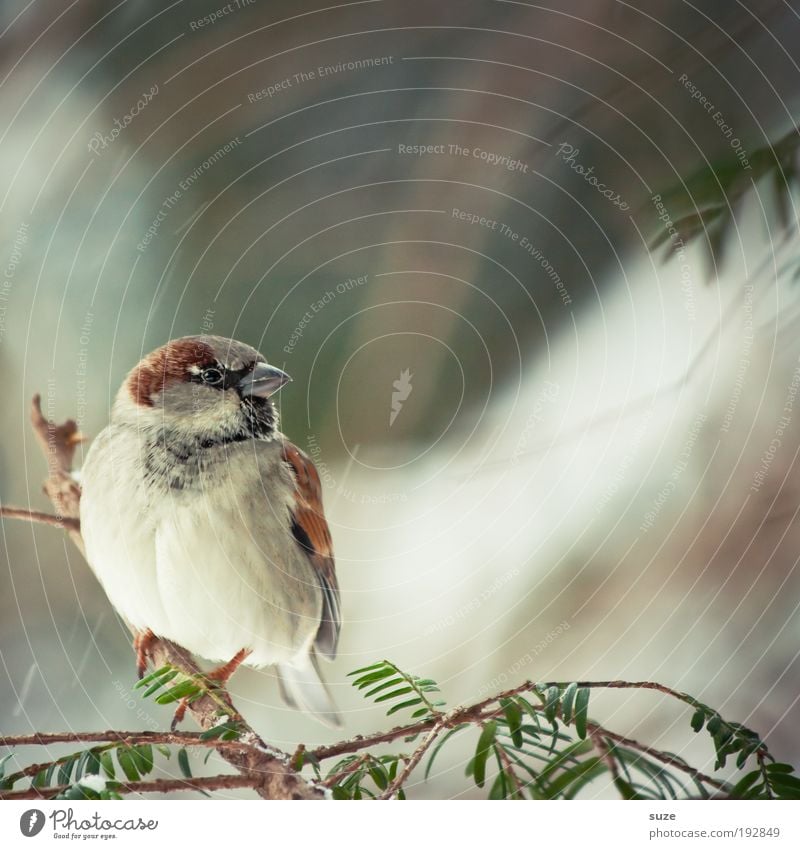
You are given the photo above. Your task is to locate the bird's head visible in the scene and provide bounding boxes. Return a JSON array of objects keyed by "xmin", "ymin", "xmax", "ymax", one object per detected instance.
[{"xmin": 114, "ymin": 335, "xmax": 291, "ymax": 443}]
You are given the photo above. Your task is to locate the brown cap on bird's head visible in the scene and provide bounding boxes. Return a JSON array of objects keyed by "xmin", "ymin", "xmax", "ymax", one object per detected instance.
[{"xmin": 115, "ymin": 336, "xmax": 290, "ymax": 440}]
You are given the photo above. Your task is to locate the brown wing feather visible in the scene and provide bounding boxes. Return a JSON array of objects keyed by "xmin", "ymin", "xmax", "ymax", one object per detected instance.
[{"xmin": 281, "ymin": 441, "xmax": 341, "ymax": 659}]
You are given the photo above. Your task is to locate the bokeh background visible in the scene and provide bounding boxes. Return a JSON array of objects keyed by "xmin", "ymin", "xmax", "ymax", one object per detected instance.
[{"xmin": 2, "ymin": 0, "xmax": 800, "ymax": 798}]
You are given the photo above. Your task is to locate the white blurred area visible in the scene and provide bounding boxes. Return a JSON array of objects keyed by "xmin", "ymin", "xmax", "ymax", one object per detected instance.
[{"xmin": 312, "ymin": 229, "xmax": 800, "ymax": 796}]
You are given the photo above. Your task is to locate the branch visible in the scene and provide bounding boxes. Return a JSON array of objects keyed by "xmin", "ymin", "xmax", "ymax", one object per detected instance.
[
  {"xmin": 310, "ymin": 717, "xmax": 441, "ymax": 762},
  {"xmin": 757, "ymin": 748, "xmax": 775, "ymax": 800},
  {"xmin": 379, "ymin": 719, "xmax": 445, "ymax": 799},
  {"xmin": 0, "ymin": 505, "xmax": 80, "ymax": 531},
  {"xmin": 311, "ymin": 679, "xmax": 691, "ymax": 762},
  {"xmin": 585, "ymin": 721, "xmax": 728, "ymax": 793},
  {"xmin": 308, "ymin": 688, "xmax": 533, "ymax": 764},
  {"xmin": 1, "ymin": 731, "xmax": 261, "ymax": 786},
  {"xmin": 26, "ymin": 396, "xmax": 322, "ymax": 800},
  {"xmin": 321, "ymin": 754, "xmax": 370, "ymax": 789},
  {"xmin": 14, "ymin": 395, "xmax": 777, "ymax": 801},
  {"xmin": 495, "ymin": 742, "xmax": 524, "ymax": 798},
  {"xmin": 0, "ymin": 774, "xmax": 261, "ymax": 801},
  {"xmin": 540, "ymin": 679, "xmax": 704, "ymax": 708},
  {"xmin": 1, "ymin": 730, "xmax": 244, "ymax": 748},
  {"xmin": 589, "ymin": 726, "xmax": 622, "ymax": 786},
  {"xmin": 30, "ymin": 395, "xmax": 85, "ymax": 554},
  {"xmin": 309, "ymin": 678, "xmax": 737, "ymax": 796}
]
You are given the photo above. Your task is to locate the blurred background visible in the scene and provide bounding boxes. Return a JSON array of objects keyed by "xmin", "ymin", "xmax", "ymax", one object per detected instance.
[{"xmin": 2, "ymin": 0, "xmax": 800, "ymax": 798}]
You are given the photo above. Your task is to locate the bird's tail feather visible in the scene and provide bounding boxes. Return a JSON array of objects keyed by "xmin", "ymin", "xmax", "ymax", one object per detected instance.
[{"xmin": 277, "ymin": 651, "xmax": 341, "ymax": 728}]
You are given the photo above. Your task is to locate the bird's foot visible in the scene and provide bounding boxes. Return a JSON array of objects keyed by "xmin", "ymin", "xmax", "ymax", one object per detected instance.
[
  {"xmin": 167, "ymin": 650, "xmax": 250, "ymax": 729},
  {"xmin": 206, "ymin": 648, "xmax": 251, "ymax": 686},
  {"xmin": 133, "ymin": 629, "xmax": 157, "ymax": 679}
]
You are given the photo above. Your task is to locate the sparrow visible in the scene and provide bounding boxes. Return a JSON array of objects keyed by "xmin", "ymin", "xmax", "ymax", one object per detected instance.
[{"xmin": 79, "ymin": 335, "xmax": 341, "ymax": 726}]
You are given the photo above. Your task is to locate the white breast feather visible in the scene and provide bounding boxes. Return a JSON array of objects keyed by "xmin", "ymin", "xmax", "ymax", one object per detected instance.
[{"xmin": 80, "ymin": 426, "xmax": 322, "ymax": 667}]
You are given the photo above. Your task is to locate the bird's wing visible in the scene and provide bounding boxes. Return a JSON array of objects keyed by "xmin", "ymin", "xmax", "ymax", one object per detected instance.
[{"xmin": 280, "ymin": 440, "xmax": 341, "ymax": 659}]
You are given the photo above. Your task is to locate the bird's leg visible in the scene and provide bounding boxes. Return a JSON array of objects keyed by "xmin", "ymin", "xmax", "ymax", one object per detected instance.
[
  {"xmin": 133, "ymin": 629, "xmax": 157, "ymax": 679},
  {"xmin": 206, "ymin": 649, "xmax": 252, "ymax": 686},
  {"xmin": 169, "ymin": 649, "xmax": 250, "ymax": 730}
]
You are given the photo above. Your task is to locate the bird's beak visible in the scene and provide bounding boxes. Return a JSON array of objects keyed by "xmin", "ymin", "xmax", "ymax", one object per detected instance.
[{"xmin": 237, "ymin": 363, "xmax": 292, "ymax": 398}]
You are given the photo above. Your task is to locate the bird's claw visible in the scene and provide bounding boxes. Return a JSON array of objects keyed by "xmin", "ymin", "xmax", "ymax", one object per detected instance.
[
  {"xmin": 171, "ymin": 697, "xmax": 189, "ymax": 731},
  {"xmin": 206, "ymin": 648, "xmax": 251, "ymax": 686},
  {"xmin": 133, "ymin": 629, "xmax": 157, "ymax": 679}
]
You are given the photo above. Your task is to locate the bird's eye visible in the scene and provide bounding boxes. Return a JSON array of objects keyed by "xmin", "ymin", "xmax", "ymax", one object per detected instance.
[{"xmin": 201, "ymin": 367, "xmax": 224, "ymax": 386}]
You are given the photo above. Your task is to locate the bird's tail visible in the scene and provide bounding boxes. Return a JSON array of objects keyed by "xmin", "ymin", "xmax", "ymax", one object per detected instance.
[{"xmin": 277, "ymin": 651, "xmax": 342, "ymax": 728}]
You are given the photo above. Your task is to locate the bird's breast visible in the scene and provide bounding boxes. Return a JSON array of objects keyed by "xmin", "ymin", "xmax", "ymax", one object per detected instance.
[
  {"xmin": 81, "ymin": 426, "xmax": 322, "ymax": 665},
  {"xmin": 152, "ymin": 449, "xmax": 322, "ymax": 664}
]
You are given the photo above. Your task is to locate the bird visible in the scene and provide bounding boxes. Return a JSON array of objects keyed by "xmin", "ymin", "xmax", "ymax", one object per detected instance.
[{"xmin": 79, "ymin": 335, "xmax": 341, "ymax": 727}]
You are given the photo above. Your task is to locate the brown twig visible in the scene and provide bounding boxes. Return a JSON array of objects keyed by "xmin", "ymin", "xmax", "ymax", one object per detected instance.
[
  {"xmin": 310, "ymin": 681, "xmax": 734, "ymax": 796},
  {"xmin": 0, "ymin": 506, "xmax": 80, "ymax": 531},
  {"xmin": 308, "ymin": 696, "xmax": 525, "ymax": 763},
  {"xmin": 589, "ymin": 726, "xmax": 622, "ymax": 786},
  {"xmin": 13, "ymin": 394, "xmax": 749, "ymax": 801},
  {"xmin": 310, "ymin": 718, "xmax": 440, "ymax": 762},
  {"xmin": 757, "ymin": 748, "xmax": 774, "ymax": 800},
  {"xmin": 585, "ymin": 722, "xmax": 728, "ymax": 793},
  {"xmin": 540, "ymin": 680, "xmax": 699, "ymax": 706},
  {"xmin": 495, "ymin": 742, "xmax": 524, "ymax": 798},
  {"xmin": 30, "ymin": 395, "xmax": 85, "ymax": 553},
  {"xmin": 322, "ymin": 754, "xmax": 371, "ymax": 789},
  {"xmin": 310, "ymin": 679, "xmax": 697, "ymax": 763},
  {"xmin": 379, "ymin": 720, "xmax": 445, "ymax": 799},
  {"xmin": 26, "ymin": 396, "xmax": 321, "ymax": 800},
  {"xmin": 1, "ymin": 729, "xmax": 240, "ymax": 748},
  {"xmin": 0, "ymin": 774, "xmax": 261, "ymax": 801}
]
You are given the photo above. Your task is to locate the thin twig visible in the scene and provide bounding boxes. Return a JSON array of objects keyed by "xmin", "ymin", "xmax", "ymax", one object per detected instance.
[
  {"xmin": 311, "ymin": 679, "xmax": 699, "ymax": 763},
  {"xmin": 0, "ymin": 506, "xmax": 80, "ymax": 531},
  {"xmin": 585, "ymin": 722, "xmax": 728, "ymax": 793},
  {"xmin": 15, "ymin": 394, "xmax": 754, "ymax": 801},
  {"xmin": 311, "ymin": 682, "xmax": 734, "ymax": 797},
  {"xmin": 0, "ymin": 774, "xmax": 260, "ymax": 801},
  {"xmin": 540, "ymin": 680, "xmax": 698, "ymax": 706},
  {"xmin": 311, "ymin": 718, "xmax": 441, "ymax": 762},
  {"xmin": 757, "ymin": 749, "xmax": 774, "ymax": 800},
  {"xmin": 589, "ymin": 727, "xmax": 622, "ymax": 785},
  {"xmin": 309, "ymin": 696, "xmax": 535, "ymax": 763},
  {"xmin": 1, "ymin": 730, "xmax": 237, "ymax": 748},
  {"xmin": 322, "ymin": 754, "xmax": 371, "ymax": 789},
  {"xmin": 379, "ymin": 720, "xmax": 445, "ymax": 799}
]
